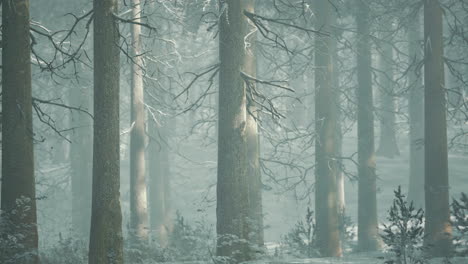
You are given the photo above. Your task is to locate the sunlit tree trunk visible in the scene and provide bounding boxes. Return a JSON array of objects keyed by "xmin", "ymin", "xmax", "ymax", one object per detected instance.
[
  {"xmin": 244, "ymin": 0, "xmax": 264, "ymax": 251},
  {"xmin": 376, "ymin": 25, "xmax": 399, "ymax": 158},
  {"xmin": 70, "ymin": 85, "xmax": 93, "ymax": 240},
  {"xmin": 129, "ymin": 0, "xmax": 149, "ymax": 244},
  {"xmin": 355, "ymin": 0, "xmax": 380, "ymax": 251},
  {"xmin": 407, "ymin": 12, "xmax": 425, "ymax": 209},
  {"xmin": 216, "ymin": 0, "xmax": 252, "ymax": 262},
  {"xmin": 314, "ymin": 0, "xmax": 342, "ymax": 257},
  {"xmin": 89, "ymin": 0, "xmax": 124, "ymax": 262},
  {"xmin": 1, "ymin": 0, "xmax": 39, "ymax": 262},
  {"xmin": 423, "ymin": 0, "xmax": 452, "ymax": 257},
  {"xmin": 332, "ymin": 21, "xmax": 346, "ymax": 235}
]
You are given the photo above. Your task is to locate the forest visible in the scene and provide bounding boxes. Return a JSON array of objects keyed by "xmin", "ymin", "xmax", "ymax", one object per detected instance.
[{"xmin": 1, "ymin": 0, "xmax": 468, "ymax": 263}]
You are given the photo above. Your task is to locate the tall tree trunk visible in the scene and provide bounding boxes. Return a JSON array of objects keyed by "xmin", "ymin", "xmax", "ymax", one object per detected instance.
[
  {"xmin": 332, "ymin": 21, "xmax": 346, "ymax": 236},
  {"xmin": 129, "ymin": 0, "xmax": 149, "ymax": 244},
  {"xmin": 376, "ymin": 27, "xmax": 399, "ymax": 158},
  {"xmin": 89, "ymin": 0, "xmax": 124, "ymax": 263},
  {"xmin": 244, "ymin": 0, "xmax": 264, "ymax": 251},
  {"xmin": 355, "ymin": 0, "xmax": 380, "ymax": 251},
  {"xmin": 1, "ymin": 1, "xmax": 39, "ymax": 263},
  {"xmin": 70, "ymin": 85, "xmax": 93, "ymax": 240},
  {"xmin": 314, "ymin": 0, "xmax": 342, "ymax": 257},
  {"xmin": 407, "ymin": 12, "xmax": 425, "ymax": 209},
  {"xmin": 423, "ymin": 0, "xmax": 452, "ymax": 257},
  {"xmin": 216, "ymin": 0, "xmax": 252, "ymax": 262}
]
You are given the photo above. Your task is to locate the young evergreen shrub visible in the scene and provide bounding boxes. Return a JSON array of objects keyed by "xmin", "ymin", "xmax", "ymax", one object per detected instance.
[
  {"xmin": 451, "ymin": 192, "xmax": 468, "ymax": 256},
  {"xmin": 338, "ymin": 210, "xmax": 356, "ymax": 250},
  {"xmin": 0, "ymin": 198, "xmax": 39, "ymax": 264},
  {"xmin": 279, "ymin": 207, "xmax": 319, "ymax": 258},
  {"xmin": 381, "ymin": 186, "xmax": 425, "ymax": 264},
  {"xmin": 40, "ymin": 234, "xmax": 87, "ymax": 264},
  {"xmin": 168, "ymin": 211, "xmax": 215, "ymax": 261}
]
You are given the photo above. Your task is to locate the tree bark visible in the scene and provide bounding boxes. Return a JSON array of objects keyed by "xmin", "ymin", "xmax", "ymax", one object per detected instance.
[
  {"xmin": 423, "ymin": 0, "xmax": 452, "ymax": 257},
  {"xmin": 407, "ymin": 12, "xmax": 425, "ymax": 209},
  {"xmin": 129, "ymin": 0, "xmax": 149, "ymax": 244},
  {"xmin": 216, "ymin": 0, "xmax": 252, "ymax": 262},
  {"xmin": 1, "ymin": 0, "xmax": 39, "ymax": 262},
  {"xmin": 376, "ymin": 26, "xmax": 399, "ymax": 158},
  {"xmin": 314, "ymin": 0, "xmax": 342, "ymax": 257},
  {"xmin": 244, "ymin": 0, "xmax": 264, "ymax": 251},
  {"xmin": 332, "ymin": 20, "xmax": 346, "ymax": 236},
  {"xmin": 355, "ymin": 0, "xmax": 380, "ymax": 251},
  {"xmin": 89, "ymin": 0, "xmax": 124, "ymax": 263}
]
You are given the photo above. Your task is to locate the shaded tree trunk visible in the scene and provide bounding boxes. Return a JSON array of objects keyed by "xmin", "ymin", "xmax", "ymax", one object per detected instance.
[
  {"xmin": 423, "ymin": 0, "xmax": 452, "ymax": 257},
  {"xmin": 129, "ymin": 0, "xmax": 149, "ymax": 244},
  {"xmin": 355, "ymin": 0, "xmax": 380, "ymax": 251},
  {"xmin": 88, "ymin": 0, "xmax": 124, "ymax": 263},
  {"xmin": 376, "ymin": 27, "xmax": 399, "ymax": 158},
  {"xmin": 1, "ymin": 0, "xmax": 39, "ymax": 262},
  {"xmin": 314, "ymin": 0, "xmax": 342, "ymax": 257},
  {"xmin": 407, "ymin": 12, "xmax": 425, "ymax": 209},
  {"xmin": 216, "ymin": 0, "xmax": 252, "ymax": 262}
]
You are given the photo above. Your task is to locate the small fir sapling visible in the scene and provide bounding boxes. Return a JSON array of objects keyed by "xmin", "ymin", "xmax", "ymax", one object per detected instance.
[
  {"xmin": 338, "ymin": 211, "xmax": 356, "ymax": 248},
  {"xmin": 381, "ymin": 186, "xmax": 425, "ymax": 264},
  {"xmin": 280, "ymin": 207, "xmax": 319, "ymax": 257},
  {"xmin": 168, "ymin": 211, "xmax": 215, "ymax": 261}
]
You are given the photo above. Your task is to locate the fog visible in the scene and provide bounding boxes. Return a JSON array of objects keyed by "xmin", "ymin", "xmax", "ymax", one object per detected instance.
[{"xmin": 1, "ymin": 0, "xmax": 468, "ymax": 264}]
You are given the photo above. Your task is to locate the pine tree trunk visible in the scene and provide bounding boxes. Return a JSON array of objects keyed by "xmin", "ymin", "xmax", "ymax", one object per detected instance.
[
  {"xmin": 407, "ymin": 12, "xmax": 425, "ymax": 209},
  {"xmin": 314, "ymin": 0, "xmax": 342, "ymax": 257},
  {"xmin": 89, "ymin": 0, "xmax": 124, "ymax": 262},
  {"xmin": 244, "ymin": 0, "xmax": 264, "ymax": 250},
  {"xmin": 129, "ymin": 0, "xmax": 149, "ymax": 244},
  {"xmin": 376, "ymin": 27, "xmax": 399, "ymax": 158},
  {"xmin": 1, "ymin": 1, "xmax": 39, "ymax": 262},
  {"xmin": 355, "ymin": 0, "xmax": 380, "ymax": 251},
  {"xmin": 423, "ymin": 0, "xmax": 452, "ymax": 257},
  {"xmin": 332, "ymin": 24, "xmax": 346, "ymax": 233},
  {"xmin": 216, "ymin": 0, "xmax": 252, "ymax": 261}
]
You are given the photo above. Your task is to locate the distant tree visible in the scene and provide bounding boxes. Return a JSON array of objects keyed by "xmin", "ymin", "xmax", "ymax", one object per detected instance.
[
  {"xmin": 423, "ymin": 0, "xmax": 452, "ymax": 257},
  {"xmin": 1, "ymin": 0, "xmax": 39, "ymax": 263},
  {"xmin": 314, "ymin": 0, "xmax": 342, "ymax": 257},
  {"xmin": 129, "ymin": 0, "xmax": 150, "ymax": 245},
  {"xmin": 407, "ymin": 11, "xmax": 424, "ymax": 209},
  {"xmin": 148, "ymin": 112, "xmax": 172, "ymax": 247},
  {"xmin": 376, "ymin": 22, "xmax": 399, "ymax": 158},
  {"xmin": 355, "ymin": 0, "xmax": 380, "ymax": 251},
  {"xmin": 69, "ymin": 84, "xmax": 93, "ymax": 240},
  {"xmin": 88, "ymin": 0, "xmax": 124, "ymax": 263},
  {"xmin": 145, "ymin": 2, "xmax": 174, "ymax": 248}
]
